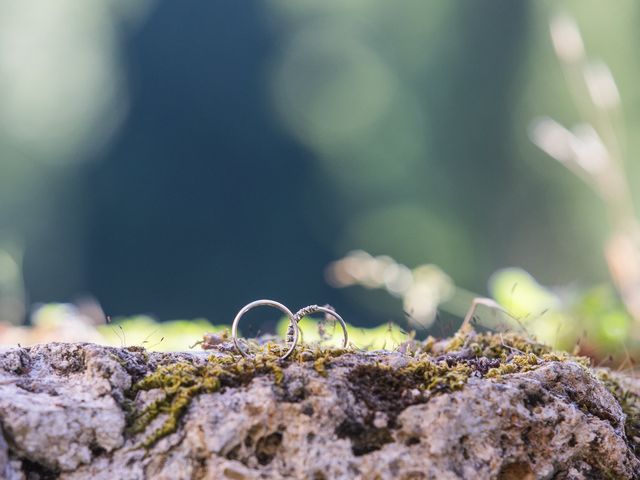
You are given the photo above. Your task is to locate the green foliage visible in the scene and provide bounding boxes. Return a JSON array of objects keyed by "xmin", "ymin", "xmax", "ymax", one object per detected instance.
[
  {"xmin": 98, "ymin": 317, "xmax": 227, "ymax": 352},
  {"xmin": 275, "ymin": 315, "xmax": 408, "ymax": 350},
  {"xmin": 490, "ymin": 268, "xmax": 635, "ymax": 361},
  {"xmin": 98, "ymin": 314, "xmax": 413, "ymax": 353}
]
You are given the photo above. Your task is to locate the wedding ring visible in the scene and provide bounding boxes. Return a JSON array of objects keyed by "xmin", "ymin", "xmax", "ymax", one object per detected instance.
[
  {"xmin": 292, "ymin": 305, "xmax": 349, "ymax": 348},
  {"xmin": 231, "ymin": 299, "xmax": 299, "ymax": 360}
]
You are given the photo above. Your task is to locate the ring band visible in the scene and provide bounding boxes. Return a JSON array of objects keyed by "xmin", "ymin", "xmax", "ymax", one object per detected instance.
[
  {"xmin": 231, "ymin": 299, "xmax": 299, "ymax": 360},
  {"xmin": 292, "ymin": 305, "xmax": 349, "ymax": 348}
]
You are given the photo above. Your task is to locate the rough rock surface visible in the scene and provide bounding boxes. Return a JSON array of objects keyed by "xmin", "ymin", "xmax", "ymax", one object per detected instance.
[{"xmin": 0, "ymin": 339, "xmax": 638, "ymax": 480}]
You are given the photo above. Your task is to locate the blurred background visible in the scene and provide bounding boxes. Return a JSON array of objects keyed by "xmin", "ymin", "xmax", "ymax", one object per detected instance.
[{"xmin": 1, "ymin": 0, "xmax": 640, "ymax": 361}]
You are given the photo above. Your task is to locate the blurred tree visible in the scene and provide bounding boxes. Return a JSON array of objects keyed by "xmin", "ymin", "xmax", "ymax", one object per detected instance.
[
  {"xmin": 4, "ymin": 0, "xmax": 637, "ymax": 337},
  {"xmin": 82, "ymin": 0, "xmax": 338, "ymax": 322},
  {"xmin": 18, "ymin": 0, "xmax": 532, "ymax": 327}
]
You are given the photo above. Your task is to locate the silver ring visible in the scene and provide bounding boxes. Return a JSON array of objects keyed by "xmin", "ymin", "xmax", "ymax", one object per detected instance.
[
  {"xmin": 293, "ymin": 305, "xmax": 349, "ymax": 348},
  {"xmin": 231, "ymin": 300, "xmax": 299, "ymax": 360}
]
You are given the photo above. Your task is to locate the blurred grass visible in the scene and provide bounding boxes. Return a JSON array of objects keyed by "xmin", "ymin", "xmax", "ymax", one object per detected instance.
[
  {"xmin": 95, "ymin": 313, "xmax": 410, "ymax": 352},
  {"xmin": 97, "ymin": 316, "xmax": 227, "ymax": 351}
]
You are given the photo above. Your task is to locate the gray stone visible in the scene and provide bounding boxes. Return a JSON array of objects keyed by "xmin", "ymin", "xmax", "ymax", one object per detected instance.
[{"xmin": 0, "ymin": 342, "xmax": 637, "ymax": 479}]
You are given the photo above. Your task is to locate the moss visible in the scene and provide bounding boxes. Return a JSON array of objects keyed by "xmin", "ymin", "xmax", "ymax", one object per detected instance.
[
  {"xmin": 421, "ymin": 336, "xmax": 436, "ymax": 353},
  {"xmin": 402, "ymin": 357, "xmax": 472, "ymax": 392},
  {"xmin": 442, "ymin": 330, "xmax": 468, "ymax": 353},
  {"xmin": 340, "ymin": 356, "xmax": 473, "ymax": 454},
  {"xmin": 127, "ymin": 343, "xmax": 353, "ymax": 448},
  {"xmin": 310, "ymin": 348, "xmax": 348, "ymax": 376},
  {"xmin": 486, "ymin": 353, "xmax": 537, "ymax": 378},
  {"xmin": 337, "ymin": 332, "xmax": 587, "ymax": 456},
  {"xmin": 596, "ymin": 370, "xmax": 640, "ymax": 454},
  {"xmin": 313, "ymin": 357, "xmax": 328, "ymax": 377},
  {"xmin": 129, "ymin": 346, "xmax": 284, "ymax": 447},
  {"xmin": 438, "ymin": 331, "xmax": 553, "ymax": 359},
  {"xmin": 127, "ymin": 332, "xmax": 583, "ymax": 449}
]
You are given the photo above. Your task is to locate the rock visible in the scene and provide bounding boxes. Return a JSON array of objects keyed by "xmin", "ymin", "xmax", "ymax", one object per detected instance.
[{"xmin": 0, "ymin": 334, "xmax": 638, "ymax": 479}]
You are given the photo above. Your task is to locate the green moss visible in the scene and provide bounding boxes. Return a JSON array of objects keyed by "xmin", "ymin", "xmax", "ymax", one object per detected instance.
[
  {"xmin": 308, "ymin": 346, "xmax": 349, "ymax": 376},
  {"xmin": 442, "ymin": 330, "xmax": 468, "ymax": 353},
  {"xmin": 485, "ymin": 353, "xmax": 539, "ymax": 378},
  {"xmin": 129, "ymin": 347, "xmax": 283, "ymax": 447},
  {"xmin": 127, "ymin": 343, "xmax": 354, "ymax": 448},
  {"xmin": 438, "ymin": 331, "xmax": 553, "ymax": 359},
  {"xmin": 127, "ymin": 332, "xmax": 583, "ymax": 449},
  {"xmin": 337, "ymin": 333, "xmax": 586, "ymax": 456},
  {"xmin": 402, "ymin": 357, "xmax": 472, "ymax": 392},
  {"xmin": 596, "ymin": 370, "xmax": 640, "ymax": 454},
  {"xmin": 313, "ymin": 356, "xmax": 328, "ymax": 377}
]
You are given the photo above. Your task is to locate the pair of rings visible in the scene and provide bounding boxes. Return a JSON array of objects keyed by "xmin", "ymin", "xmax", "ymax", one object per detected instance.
[{"xmin": 231, "ymin": 299, "xmax": 348, "ymax": 360}]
